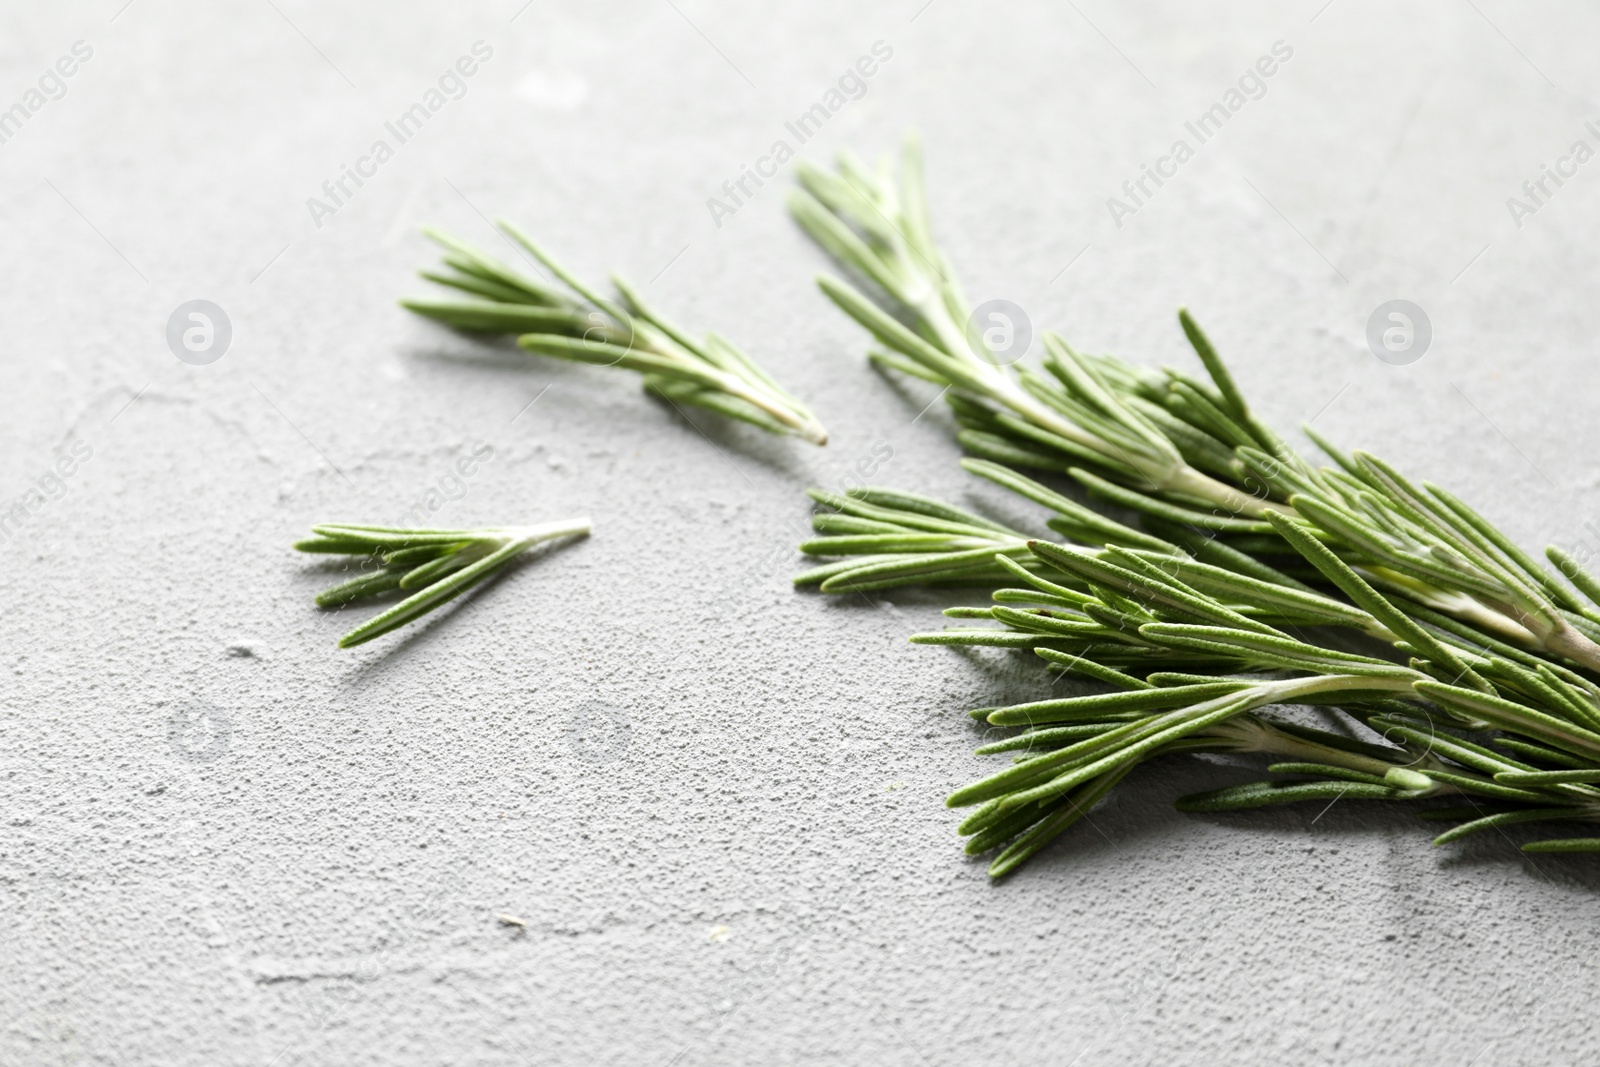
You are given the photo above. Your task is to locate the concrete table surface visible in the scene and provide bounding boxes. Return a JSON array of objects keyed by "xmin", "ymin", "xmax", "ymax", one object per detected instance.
[{"xmin": 4, "ymin": 1, "xmax": 1600, "ymax": 1064}]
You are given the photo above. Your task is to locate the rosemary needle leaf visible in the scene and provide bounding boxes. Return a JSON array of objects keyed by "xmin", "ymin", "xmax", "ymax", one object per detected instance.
[
  {"xmin": 965, "ymin": 798, "xmax": 1079, "ymax": 857},
  {"xmin": 1265, "ymin": 762, "xmax": 1392, "ymax": 787},
  {"xmin": 1414, "ymin": 681, "xmax": 1600, "ymax": 760},
  {"xmin": 1175, "ymin": 780, "xmax": 1403, "ymax": 812},
  {"xmin": 849, "ymin": 485, "xmax": 1021, "ymax": 534},
  {"xmin": 337, "ymin": 546, "xmax": 513, "ymax": 648},
  {"xmin": 956, "ymin": 429, "xmax": 1067, "ymax": 471},
  {"xmin": 1265, "ymin": 511, "xmax": 1490, "ymax": 690},
  {"xmin": 311, "ymin": 525, "xmax": 474, "ymax": 546},
  {"xmin": 294, "ymin": 536, "xmax": 378, "ymax": 554},
  {"xmin": 419, "ymin": 227, "xmax": 570, "ymax": 305},
  {"xmin": 1521, "ymin": 838, "xmax": 1600, "ymax": 853},
  {"xmin": 1547, "ymin": 545, "xmax": 1600, "ymax": 611},
  {"xmin": 1034, "ymin": 648, "xmax": 1155, "ymax": 690},
  {"xmin": 1177, "ymin": 308, "xmax": 1250, "ymax": 424},
  {"xmin": 1493, "ymin": 738, "xmax": 1592, "ymax": 769},
  {"xmin": 1429, "ymin": 809, "xmax": 1586, "ymax": 846},
  {"xmin": 399, "ymin": 299, "xmax": 590, "ymax": 335},
  {"xmin": 1493, "ymin": 768, "xmax": 1600, "ymax": 785},
  {"xmin": 297, "ymin": 519, "xmax": 590, "ymax": 648},
  {"xmin": 983, "ymin": 683, "xmax": 1249, "ymax": 727},
  {"xmin": 1068, "ymin": 468, "xmax": 1272, "ymax": 534},
  {"xmin": 418, "ymin": 268, "xmax": 541, "ymax": 305},
  {"xmin": 382, "ymin": 543, "xmax": 462, "ymax": 568},
  {"xmin": 870, "ymin": 348, "xmax": 945, "ymax": 384},
  {"xmin": 314, "ymin": 569, "xmax": 411, "ymax": 608},
  {"xmin": 975, "ymin": 723, "xmax": 1126, "ymax": 755},
  {"xmin": 397, "ymin": 542, "xmax": 492, "ymax": 590}
]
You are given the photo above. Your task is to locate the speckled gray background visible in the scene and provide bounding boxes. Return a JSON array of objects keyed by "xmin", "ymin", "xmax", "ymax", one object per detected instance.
[{"xmin": 5, "ymin": 1, "xmax": 1600, "ymax": 1064}]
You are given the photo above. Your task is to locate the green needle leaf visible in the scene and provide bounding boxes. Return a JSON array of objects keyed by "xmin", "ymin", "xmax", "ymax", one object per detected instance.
[
  {"xmin": 1430, "ymin": 808, "xmax": 1583, "ymax": 846},
  {"xmin": 1493, "ymin": 768, "xmax": 1600, "ymax": 785},
  {"xmin": 1176, "ymin": 780, "xmax": 1402, "ymax": 812},
  {"xmin": 1522, "ymin": 838, "xmax": 1600, "ymax": 853}
]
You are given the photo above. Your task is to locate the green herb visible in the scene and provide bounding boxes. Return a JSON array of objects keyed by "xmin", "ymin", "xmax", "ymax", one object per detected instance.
[
  {"xmin": 403, "ymin": 223, "xmax": 828, "ymax": 445},
  {"xmin": 791, "ymin": 136, "xmax": 1600, "ymax": 674},
  {"xmin": 789, "ymin": 135, "xmax": 1263, "ymax": 512},
  {"xmin": 790, "ymin": 135, "xmax": 1600, "ymax": 875},
  {"xmin": 295, "ymin": 519, "xmax": 590, "ymax": 647}
]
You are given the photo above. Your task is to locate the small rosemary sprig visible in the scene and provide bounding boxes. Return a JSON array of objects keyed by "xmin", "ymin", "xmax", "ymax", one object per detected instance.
[
  {"xmin": 403, "ymin": 223, "xmax": 828, "ymax": 445},
  {"xmin": 295, "ymin": 519, "xmax": 590, "ymax": 647}
]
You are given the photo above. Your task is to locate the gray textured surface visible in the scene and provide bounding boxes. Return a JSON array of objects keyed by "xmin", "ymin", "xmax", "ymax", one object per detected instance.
[{"xmin": 5, "ymin": 1, "xmax": 1600, "ymax": 1064}]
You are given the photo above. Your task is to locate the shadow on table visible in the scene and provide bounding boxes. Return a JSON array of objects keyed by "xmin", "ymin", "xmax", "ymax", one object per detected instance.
[
  {"xmin": 406, "ymin": 340, "xmax": 814, "ymax": 479},
  {"xmin": 313, "ymin": 536, "xmax": 582, "ymax": 684}
]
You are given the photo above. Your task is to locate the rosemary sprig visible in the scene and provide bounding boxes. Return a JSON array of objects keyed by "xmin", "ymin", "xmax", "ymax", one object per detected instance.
[
  {"xmin": 789, "ymin": 134, "xmax": 1266, "ymax": 513},
  {"xmin": 403, "ymin": 223, "xmax": 828, "ymax": 445},
  {"xmin": 791, "ymin": 136, "xmax": 1600, "ymax": 673},
  {"xmin": 295, "ymin": 519, "xmax": 589, "ymax": 647}
]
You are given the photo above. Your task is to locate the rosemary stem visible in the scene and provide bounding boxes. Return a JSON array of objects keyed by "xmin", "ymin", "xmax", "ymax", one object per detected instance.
[
  {"xmin": 716, "ymin": 374, "xmax": 829, "ymax": 445},
  {"xmin": 1262, "ymin": 673, "xmax": 1421, "ymax": 703},
  {"xmin": 1221, "ymin": 717, "xmax": 1429, "ymax": 780},
  {"xmin": 505, "ymin": 517, "xmax": 594, "ymax": 545},
  {"xmin": 912, "ymin": 290, "xmax": 971, "ymax": 363},
  {"xmin": 1162, "ymin": 463, "xmax": 1282, "ymax": 520},
  {"xmin": 1542, "ymin": 617, "xmax": 1600, "ymax": 674}
]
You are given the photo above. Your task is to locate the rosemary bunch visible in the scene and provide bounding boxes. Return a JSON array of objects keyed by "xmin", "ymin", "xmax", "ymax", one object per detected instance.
[
  {"xmin": 296, "ymin": 519, "xmax": 589, "ymax": 647},
  {"xmin": 788, "ymin": 134, "xmax": 1600, "ymax": 874},
  {"xmin": 403, "ymin": 223, "xmax": 828, "ymax": 445},
  {"xmin": 791, "ymin": 136, "xmax": 1600, "ymax": 674}
]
